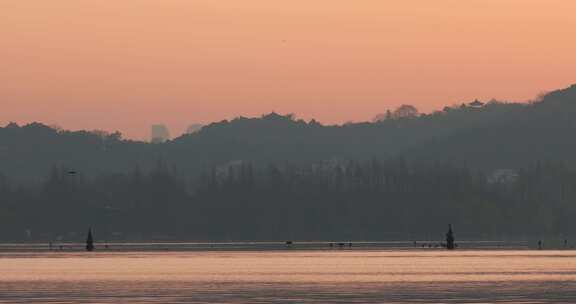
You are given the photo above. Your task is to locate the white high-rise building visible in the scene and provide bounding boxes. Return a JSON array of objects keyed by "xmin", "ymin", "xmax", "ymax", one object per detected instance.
[{"xmin": 151, "ymin": 124, "xmax": 170, "ymax": 143}]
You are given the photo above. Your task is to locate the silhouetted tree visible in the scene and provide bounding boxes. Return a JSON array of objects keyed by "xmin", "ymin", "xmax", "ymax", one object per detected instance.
[
  {"xmin": 1, "ymin": 84, "xmax": 576, "ymax": 241},
  {"xmin": 393, "ymin": 104, "xmax": 419, "ymax": 119}
]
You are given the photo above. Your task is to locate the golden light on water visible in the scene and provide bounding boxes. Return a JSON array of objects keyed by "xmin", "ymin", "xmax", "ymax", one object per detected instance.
[{"xmin": 1, "ymin": 250, "xmax": 576, "ymax": 302}]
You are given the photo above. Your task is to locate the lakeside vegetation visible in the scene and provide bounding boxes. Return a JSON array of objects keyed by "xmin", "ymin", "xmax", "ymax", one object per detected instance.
[{"xmin": 2, "ymin": 84, "xmax": 576, "ymax": 241}]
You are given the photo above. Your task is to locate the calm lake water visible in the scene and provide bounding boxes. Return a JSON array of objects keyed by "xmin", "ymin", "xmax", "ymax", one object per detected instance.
[{"xmin": 1, "ymin": 248, "xmax": 576, "ymax": 303}]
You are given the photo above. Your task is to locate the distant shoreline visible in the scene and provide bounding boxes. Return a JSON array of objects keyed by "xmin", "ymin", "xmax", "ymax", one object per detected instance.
[{"xmin": 0, "ymin": 240, "xmax": 542, "ymax": 253}]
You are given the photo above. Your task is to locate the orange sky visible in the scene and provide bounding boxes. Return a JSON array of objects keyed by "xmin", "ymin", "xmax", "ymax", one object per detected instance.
[{"xmin": 1, "ymin": 0, "xmax": 575, "ymax": 139}]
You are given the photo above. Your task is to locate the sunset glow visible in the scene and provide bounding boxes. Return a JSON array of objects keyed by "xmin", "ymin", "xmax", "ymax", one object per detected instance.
[{"xmin": 2, "ymin": 0, "xmax": 575, "ymax": 139}]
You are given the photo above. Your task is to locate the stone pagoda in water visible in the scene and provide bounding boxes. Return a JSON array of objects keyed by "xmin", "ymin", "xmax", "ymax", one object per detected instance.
[
  {"xmin": 86, "ymin": 227, "xmax": 95, "ymax": 252},
  {"xmin": 446, "ymin": 224, "xmax": 455, "ymax": 250}
]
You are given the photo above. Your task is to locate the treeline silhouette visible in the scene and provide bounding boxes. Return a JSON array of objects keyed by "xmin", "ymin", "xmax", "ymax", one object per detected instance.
[
  {"xmin": 3, "ymin": 85, "xmax": 576, "ymax": 182},
  {"xmin": 2, "ymin": 84, "xmax": 576, "ymax": 240},
  {"xmin": 1, "ymin": 158, "xmax": 575, "ymax": 241}
]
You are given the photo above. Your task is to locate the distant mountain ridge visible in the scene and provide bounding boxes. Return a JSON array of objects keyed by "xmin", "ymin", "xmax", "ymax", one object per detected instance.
[
  {"xmin": 3, "ymin": 84, "xmax": 576, "ymax": 241},
  {"xmin": 2, "ymin": 84, "xmax": 576, "ymax": 180}
]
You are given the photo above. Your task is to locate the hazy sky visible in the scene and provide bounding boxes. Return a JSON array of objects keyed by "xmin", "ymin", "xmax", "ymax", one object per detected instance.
[{"xmin": 2, "ymin": 0, "xmax": 575, "ymax": 139}]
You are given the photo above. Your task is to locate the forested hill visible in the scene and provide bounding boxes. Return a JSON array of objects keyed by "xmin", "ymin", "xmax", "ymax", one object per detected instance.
[
  {"xmin": 2, "ymin": 85, "xmax": 576, "ymax": 241},
  {"xmin": 2, "ymin": 84, "xmax": 576, "ymax": 181}
]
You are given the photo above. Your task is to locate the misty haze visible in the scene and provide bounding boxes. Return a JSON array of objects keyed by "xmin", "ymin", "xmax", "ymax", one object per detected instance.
[
  {"xmin": 3, "ymin": 1, "xmax": 576, "ymax": 303},
  {"xmin": 2, "ymin": 85, "xmax": 576, "ymax": 242}
]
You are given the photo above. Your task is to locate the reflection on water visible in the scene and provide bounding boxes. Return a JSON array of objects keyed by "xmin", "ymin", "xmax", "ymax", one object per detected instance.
[{"xmin": 1, "ymin": 250, "xmax": 576, "ymax": 303}]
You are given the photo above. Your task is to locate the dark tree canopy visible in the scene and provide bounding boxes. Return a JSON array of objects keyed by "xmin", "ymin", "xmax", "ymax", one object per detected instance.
[{"xmin": 2, "ymin": 84, "xmax": 576, "ymax": 241}]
